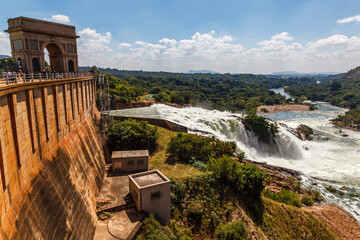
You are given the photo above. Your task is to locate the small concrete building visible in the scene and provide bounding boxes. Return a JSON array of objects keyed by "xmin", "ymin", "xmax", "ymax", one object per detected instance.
[
  {"xmin": 111, "ymin": 150, "xmax": 149, "ymax": 173},
  {"xmin": 129, "ymin": 170, "xmax": 171, "ymax": 224}
]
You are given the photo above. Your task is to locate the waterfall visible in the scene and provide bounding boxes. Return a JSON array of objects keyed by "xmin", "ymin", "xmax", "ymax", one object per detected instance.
[{"xmin": 110, "ymin": 103, "xmax": 360, "ymax": 222}]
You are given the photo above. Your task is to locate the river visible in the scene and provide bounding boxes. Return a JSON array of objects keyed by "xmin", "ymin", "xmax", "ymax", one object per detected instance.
[{"xmin": 110, "ymin": 90, "xmax": 360, "ymax": 222}]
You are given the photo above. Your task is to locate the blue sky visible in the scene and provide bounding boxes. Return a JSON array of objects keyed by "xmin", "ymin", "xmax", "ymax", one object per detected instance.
[{"xmin": 1, "ymin": 0, "xmax": 360, "ymax": 73}]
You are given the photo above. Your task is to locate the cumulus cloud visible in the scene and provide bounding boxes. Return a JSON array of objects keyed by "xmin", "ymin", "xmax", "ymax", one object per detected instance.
[
  {"xmin": 337, "ymin": 14, "xmax": 360, "ymax": 24},
  {"xmin": 75, "ymin": 29, "xmax": 360, "ymax": 73},
  {"xmin": 44, "ymin": 14, "xmax": 70, "ymax": 23},
  {"xmin": 77, "ymin": 28, "xmax": 113, "ymax": 66},
  {"xmin": 0, "ymin": 31, "xmax": 10, "ymax": 55},
  {"xmin": 119, "ymin": 43, "xmax": 131, "ymax": 48}
]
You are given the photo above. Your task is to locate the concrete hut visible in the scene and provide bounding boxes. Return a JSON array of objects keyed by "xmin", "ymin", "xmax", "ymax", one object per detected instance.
[
  {"xmin": 129, "ymin": 170, "xmax": 171, "ymax": 224},
  {"xmin": 111, "ymin": 150, "xmax": 149, "ymax": 173}
]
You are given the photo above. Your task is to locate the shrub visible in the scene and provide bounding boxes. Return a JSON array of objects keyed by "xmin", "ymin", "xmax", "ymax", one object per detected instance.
[
  {"xmin": 263, "ymin": 189, "xmax": 301, "ymax": 207},
  {"xmin": 166, "ymin": 133, "xmax": 235, "ymax": 163},
  {"xmin": 301, "ymin": 196, "xmax": 314, "ymax": 206},
  {"xmin": 215, "ymin": 221, "xmax": 249, "ymax": 240},
  {"xmin": 138, "ymin": 214, "xmax": 169, "ymax": 240},
  {"xmin": 192, "ymin": 160, "xmax": 208, "ymax": 172},
  {"xmin": 209, "ymin": 156, "xmax": 266, "ymax": 199},
  {"xmin": 186, "ymin": 201, "xmax": 204, "ymax": 222},
  {"xmin": 312, "ymin": 191, "xmax": 323, "ymax": 201},
  {"xmin": 167, "ymin": 133, "xmax": 212, "ymax": 163},
  {"xmin": 236, "ymin": 164, "xmax": 267, "ymax": 199},
  {"xmin": 107, "ymin": 119, "xmax": 158, "ymax": 153}
]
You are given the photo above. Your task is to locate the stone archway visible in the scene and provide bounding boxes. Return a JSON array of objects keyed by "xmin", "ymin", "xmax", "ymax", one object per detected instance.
[
  {"xmin": 44, "ymin": 42, "xmax": 65, "ymax": 72},
  {"xmin": 5, "ymin": 16, "xmax": 79, "ymax": 73}
]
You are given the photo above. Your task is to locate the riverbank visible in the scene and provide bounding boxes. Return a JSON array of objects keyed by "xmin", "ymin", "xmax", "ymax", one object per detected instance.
[
  {"xmin": 257, "ymin": 104, "xmax": 311, "ymax": 114},
  {"xmin": 149, "ymin": 127, "xmax": 360, "ymax": 239}
]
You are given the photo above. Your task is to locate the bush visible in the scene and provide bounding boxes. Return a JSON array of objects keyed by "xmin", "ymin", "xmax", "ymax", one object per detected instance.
[
  {"xmin": 167, "ymin": 133, "xmax": 212, "ymax": 163},
  {"xmin": 263, "ymin": 189, "xmax": 301, "ymax": 207},
  {"xmin": 186, "ymin": 201, "xmax": 204, "ymax": 222},
  {"xmin": 209, "ymin": 156, "xmax": 266, "ymax": 199},
  {"xmin": 107, "ymin": 119, "xmax": 158, "ymax": 153},
  {"xmin": 166, "ymin": 133, "xmax": 235, "ymax": 163},
  {"xmin": 301, "ymin": 196, "xmax": 314, "ymax": 206},
  {"xmin": 192, "ymin": 160, "xmax": 208, "ymax": 172},
  {"xmin": 215, "ymin": 221, "xmax": 249, "ymax": 240},
  {"xmin": 312, "ymin": 191, "xmax": 323, "ymax": 201},
  {"xmin": 138, "ymin": 214, "xmax": 169, "ymax": 240}
]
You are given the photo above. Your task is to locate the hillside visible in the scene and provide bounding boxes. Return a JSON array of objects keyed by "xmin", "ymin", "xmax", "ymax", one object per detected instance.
[
  {"xmin": 135, "ymin": 126, "xmax": 360, "ymax": 239},
  {"xmin": 287, "ymin": 66, "xmax": 360, "ymax": 109}
]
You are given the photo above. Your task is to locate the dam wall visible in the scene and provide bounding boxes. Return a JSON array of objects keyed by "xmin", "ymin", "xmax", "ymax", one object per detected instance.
[{"xmin": 0, "ymin": 77, "xmax": 105, "ymax": 239}]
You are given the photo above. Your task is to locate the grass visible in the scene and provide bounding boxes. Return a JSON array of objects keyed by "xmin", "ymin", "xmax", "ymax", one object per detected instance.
[
  {"xmin": 261, "ymin": 198, "xmax": 336, "ymax": 240},
  {"xmin": 149, "ymin": 127, "xmax": 203, "ymax": 179}
]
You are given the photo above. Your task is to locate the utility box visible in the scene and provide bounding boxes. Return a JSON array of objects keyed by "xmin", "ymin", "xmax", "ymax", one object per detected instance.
[
  {"xmin": 129, "ymin": 170, "xmax": 171, "ymax": 224},
  {"xmin": 111, "ymin": 150, "xmax": 149, "ymax": 173}
]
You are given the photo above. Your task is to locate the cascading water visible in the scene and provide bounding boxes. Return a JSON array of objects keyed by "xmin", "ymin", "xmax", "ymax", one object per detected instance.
[{"xmin": 110, "ymin": 101, "xmax": 360, "ymax": 222}]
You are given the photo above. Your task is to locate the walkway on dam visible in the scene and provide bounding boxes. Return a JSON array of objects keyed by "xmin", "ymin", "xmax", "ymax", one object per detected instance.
[{"xmin": 0, "ymin": 72, "xmax": 92, "ymax": 87}]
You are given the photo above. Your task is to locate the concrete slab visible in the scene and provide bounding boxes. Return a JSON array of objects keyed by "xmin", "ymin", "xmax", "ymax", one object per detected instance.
[
  {"xmin": 133, "ymin": 172, "xmax": 164, "ymax": 187},
  {"xmin": 93, "ymin": 208, "xmax": 143, "ymax": 240},
  {"xmin": 96, "ymin": 170, "xmax": 131, "ymax": 212}
]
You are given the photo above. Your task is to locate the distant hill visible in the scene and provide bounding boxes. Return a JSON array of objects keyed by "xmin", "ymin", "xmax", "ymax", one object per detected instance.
[
  {"xmin": 0, "ymin": 55, "xmax": 11, "ymax": 60},
  {"xmin": 187, "ymin": 70, "xmax": 218, "ymax": 74},
  {"xmin": 287, "ymin": 66, "xmax": 360, "ymax": 109},
  {"xmin": 271, "ymin": 71, "xmax": 341, "ymax": 76}
]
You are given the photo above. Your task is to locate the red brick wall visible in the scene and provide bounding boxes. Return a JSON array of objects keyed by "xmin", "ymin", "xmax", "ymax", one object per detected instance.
[{"xmin": 0, "ymin": 77, "xmax": 105, "ymax": 239}]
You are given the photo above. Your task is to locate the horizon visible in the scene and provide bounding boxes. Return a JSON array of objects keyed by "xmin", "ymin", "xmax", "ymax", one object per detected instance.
[{"xmin": 1, "ymin": 0, "xmax": 360, "ymax": 74}]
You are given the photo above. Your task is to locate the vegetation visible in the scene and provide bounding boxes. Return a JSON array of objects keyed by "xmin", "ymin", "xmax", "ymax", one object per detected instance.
[
  {"xmin": 332, "ymin": 108, "xmax": 360, "ymax": 131},
  {"xmin": 133, "ymin": 126, "xmax": 337, "ymax": 240},
  {"xmin": 87, "ymin": 67, "xmax": 317, "ymax": 113},
  {"xmin": 107, "ymin": 119, "xmax": 158, "ymax": 153},
  {"xmin": 148, "ymin": 127, "xmax": 204, "ymax": 178},
  {"xmin": 263, "ymin": 189, "xmax": 301, "ymax": 207},
  {"xmin": 209, "ymin": 156, "xmax": 266, "ymax": 199},
  {"xmin": 215, "ymin": 221, "xmax": 249, "ymax": 240},
  {"xmin": 0, "ymin": 57, "xmax": 18, "ymax": 72},
  {"xmin": 242, "ymin": 114, "xmax": 278, "ymax": 143},
  {"xmin": 166, "ymin": 133, "xmax": 236, "ymax": 163}
]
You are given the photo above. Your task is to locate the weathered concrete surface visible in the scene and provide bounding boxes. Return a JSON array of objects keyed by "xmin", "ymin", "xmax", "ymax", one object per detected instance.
[
  {"xmin": 94, "ymin": 208, "xmax": 143, "ymax": 240},
  {"xmin": 0, "ymin": 77, "xmax": 105, "ymax": 239},
  {"xmin": 96, "ymin": 171, "xmax": 131, "ymax": 213}
]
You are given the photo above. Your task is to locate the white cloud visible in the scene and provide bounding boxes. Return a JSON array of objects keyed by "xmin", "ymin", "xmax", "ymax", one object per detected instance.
[
  {"xmin": 77, "ymin": 28, "xmax": 113, "ymax": 66},
  {"xmin": 119, "ymin": 43, "xmax": 131, "ymax": 48},
  {"xmin": 74, "ymin": 28, "xmax": 360, "ymax": 73},
  {"xmin": 44, "ymin": 14, "xmax": 70, "ymax": 23},
  {"xmin": 337, "ymin": 14, "xmax": 360, "ymax": 24},
  {"xmin": 0, "ymin": 31, "xmax": 10, "ymax": 55}
]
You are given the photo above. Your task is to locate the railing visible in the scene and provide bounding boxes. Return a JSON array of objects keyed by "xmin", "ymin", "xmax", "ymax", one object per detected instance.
[{"xmin": 0, "ymin": 72, "xmax": 93, "ymax": 85}]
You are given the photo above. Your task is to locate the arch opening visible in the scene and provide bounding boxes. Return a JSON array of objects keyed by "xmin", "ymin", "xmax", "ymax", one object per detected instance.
[
  {"xmin": 68, "ymin": 60, "xmax": 74, "ymax": 72},
  {"xmin": 44, "ymin": 43, "xmax": 64, "ymax": 72}
]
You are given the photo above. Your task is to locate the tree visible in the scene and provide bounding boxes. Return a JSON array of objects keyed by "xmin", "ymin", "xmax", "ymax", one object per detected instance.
[{"xmin": 107, "ymin": 119, "xmax": 158, "ymax": 153}]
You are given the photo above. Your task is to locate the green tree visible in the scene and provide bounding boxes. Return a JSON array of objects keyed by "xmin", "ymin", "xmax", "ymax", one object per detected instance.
[{"xmin": 107, "ymin": 119, "xmax": 158, "ymax": 153}]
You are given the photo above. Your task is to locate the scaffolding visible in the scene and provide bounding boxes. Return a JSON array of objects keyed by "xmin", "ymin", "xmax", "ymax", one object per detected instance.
[{"xmin": 96, "ymin": 74, "xmax": 112, "ymax": 127}]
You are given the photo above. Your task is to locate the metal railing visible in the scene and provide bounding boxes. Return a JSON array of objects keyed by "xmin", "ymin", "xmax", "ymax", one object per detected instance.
[{"xmin": 0, "ymin": 72, "xmax": 93, "ymax": 85}]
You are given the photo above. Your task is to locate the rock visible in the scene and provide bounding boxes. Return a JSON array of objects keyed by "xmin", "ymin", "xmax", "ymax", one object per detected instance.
[{"xmin": 296, "ymin": 124, "xmax": 314, "ymax": 141}]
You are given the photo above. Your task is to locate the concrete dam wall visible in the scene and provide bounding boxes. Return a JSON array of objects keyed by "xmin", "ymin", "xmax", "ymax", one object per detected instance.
[{"xmin": 0, "ymin": 77, "xmax": 105, "ymax": 239}]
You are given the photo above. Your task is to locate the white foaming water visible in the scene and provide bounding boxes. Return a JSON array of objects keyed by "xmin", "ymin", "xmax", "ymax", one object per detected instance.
[{"xmin": 110, "ymin": 102, "xmax": 360, "ymax": 221}]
